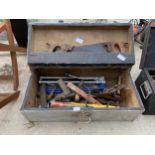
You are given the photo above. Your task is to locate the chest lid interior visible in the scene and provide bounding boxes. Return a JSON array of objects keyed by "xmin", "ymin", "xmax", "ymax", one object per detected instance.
[
  {"xmin": 140, "ymin": 26, "xmax": 155, "ymax": 69},
  {"xmin": 28, "ymin": 23, "xmax": 135, "ymax": 66}
]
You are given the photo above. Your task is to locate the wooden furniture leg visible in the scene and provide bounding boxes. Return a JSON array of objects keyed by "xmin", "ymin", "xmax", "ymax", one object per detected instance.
[
  {"xmin": 0, "ymin": 91, "xmax": 20, "ymax": 108},
  {"xmin": 0, "ymin": 19, "xmax": 27, "ymax": 108},
  {"xmin": 4, "ymin": 19, "xmax": 19, "ymax": 91}
]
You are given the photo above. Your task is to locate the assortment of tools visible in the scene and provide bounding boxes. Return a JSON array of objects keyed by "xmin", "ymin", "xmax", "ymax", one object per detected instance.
[
  {"xmin": 36, "ymin": 42, "xmax": 130, "ymax": 110},
  {"xmin": 38, "ymin": 74, "xmax": 128, "ymax": 109}
]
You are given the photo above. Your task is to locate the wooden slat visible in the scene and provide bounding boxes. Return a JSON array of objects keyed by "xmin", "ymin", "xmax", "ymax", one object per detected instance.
[
  {"xmin": 0, "ymin": 22, "xmax": 6, "ymax": 33},
  {"xmin": 0, "ymin": 43, "xmax": 26, "ymax": 52},
  {"xmin": 4, "ymin": 19, "xmax": 19, "ymax": 91},
  {"xmin": 0, "ymin": 91, "xmax": 20, "ymax": 108}
]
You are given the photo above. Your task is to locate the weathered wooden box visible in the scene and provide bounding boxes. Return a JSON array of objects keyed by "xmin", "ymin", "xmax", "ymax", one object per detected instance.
[
  {"xmin": 135, "ymin": 26, "xmax": 155, "ymax": 114},
  {"xmin": 21, "ymin": 22, "xmax": 144, "ymax": 121}
]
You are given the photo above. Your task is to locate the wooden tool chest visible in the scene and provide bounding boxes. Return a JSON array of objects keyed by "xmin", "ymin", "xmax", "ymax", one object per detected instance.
[
  {"xmin": 21, "ymin": 22, "xmax": 144, "ymax": 121},
  {"xmin": 135, "ymin": 26, "xmax": 155, "ymax": 114}
]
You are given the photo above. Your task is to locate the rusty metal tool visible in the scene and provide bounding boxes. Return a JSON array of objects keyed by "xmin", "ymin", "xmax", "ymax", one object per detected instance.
[
  {"xmin": 103, "ymin": 84, "xmax": 127, "ymax": 94},
  {"xmin": 69, "ymin": 42, "xmax": 113, "ymax": 53},
  {"xmin": 96, "ymin": 93, "xmax": 121, "ymax": 101},
  {"xmin": 46, "ymin": 42, "xmax": 113, "ymax": 53},
  {"xmin": 45, "ymin": 42, "xmax": 129, "ymax": 53},
  {"xmin": 112, "ymin": 43, "xmax": 129, "ymax": 53},
  {"xmin": 97, "ymin": 98, "xmax": 120, "ymax": 106},
  {"xmin": 63, "ymin": 42, "xmax": 128, "ymax": 53},
  {"xmin": 46, "ymin": 43, "xmax": 74, "ymax": 52},
  {"xmin": 40, "ymin": 75, "xmax": 100, "ymax": 81},
  {"xmin": 47, "ymin": 85, "xmax": 57, "ymax": 100},
  {"xmin": 67, "ymin": 82, "xmax": 101, "ymax": 104},
  {"xmin": 117, "ymin": 75, "xmax": 122, "ymax": 95},
  {"xmin": 61, "ymin": 44, "xmax": 74, "ymax": 52},
  {"xmin": 58, "ymin": 78, "xmax": 71, "ymax": 95},
  {"xmin": 113, "ymin": 43, "xmax": 121, "ymax": 52},
  {"xmin": 51, "ymin": 90, "xmax": 75, "ymax": 101},
  {"xmin": 40, "ymin": 83, "xmax": 47, "ymax": 108},
  {"xmin": 75, "ymin": 94, "xmax": 80, "ymax": 102},
  {"xmin": 39, "ymin": 76, "xmax": 106, "ymax": 84}
]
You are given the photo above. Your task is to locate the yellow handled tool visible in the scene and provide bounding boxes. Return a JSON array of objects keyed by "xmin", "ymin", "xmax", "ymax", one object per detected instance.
[
  {"xmin": 70, "ymin": 102, "xmax": 119, "ymax": 108},
  {"xmin": 50, "ymin": 101, "xmax": 119, "ymax": 108}
]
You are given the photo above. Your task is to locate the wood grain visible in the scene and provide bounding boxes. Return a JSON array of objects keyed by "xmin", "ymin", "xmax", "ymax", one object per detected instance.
[
  {"xmin": 4, "ymin": 19, "xmax": 19, "ymax": 90},
  {"xmin": 0, "ymin": 91, "xmax": 20, "ymax": 108},
  {"xmin": 0, "ymin": 43, "xmax": 26, "ymax": 52}
]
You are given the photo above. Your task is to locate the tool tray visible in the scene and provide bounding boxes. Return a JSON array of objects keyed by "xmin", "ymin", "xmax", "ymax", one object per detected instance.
[
  {"xmin": 27, "ymin": 23, "xmax": 135, "ymax": 66},
  {"xmin": 21, "ymin": 22, "xmax": 144, "ymax": 121},
  {"xmin": 21, "ymin": 66, "xmax": 144, "ymax": 121}
]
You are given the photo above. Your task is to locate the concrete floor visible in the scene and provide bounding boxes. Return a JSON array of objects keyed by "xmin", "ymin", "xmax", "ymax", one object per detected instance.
[{"xmin": 1, "ymin": 20, "xmax": 155, "ymax": 134}]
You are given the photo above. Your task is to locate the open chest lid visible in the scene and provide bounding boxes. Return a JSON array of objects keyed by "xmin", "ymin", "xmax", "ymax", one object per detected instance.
[
  {"xmin": 27, "ymin": 22, "xmax": 135, "ymax": 67},
  {"xmin": 140, "ymin": 26, "xmax": 155, "ymax": 69}
]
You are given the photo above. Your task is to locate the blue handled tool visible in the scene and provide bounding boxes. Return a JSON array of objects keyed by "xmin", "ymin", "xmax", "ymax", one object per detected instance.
[{"xmin": 46, "ymin": 83, "xmax": 106, "ymax": 94}]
